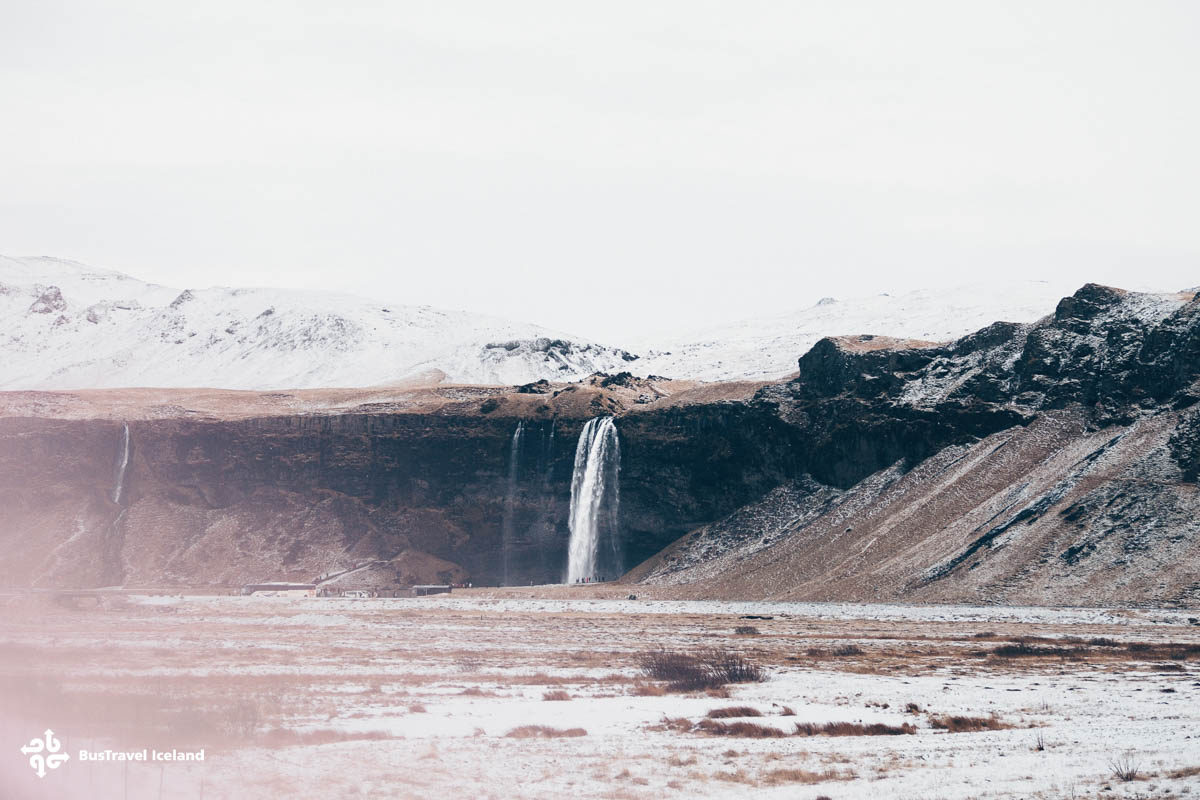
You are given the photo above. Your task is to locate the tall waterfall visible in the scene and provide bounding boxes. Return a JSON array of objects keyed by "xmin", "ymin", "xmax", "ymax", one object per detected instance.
[
  {"xmin": 566, "ymin": 417, "xmax": 621, "ymax": 583},
  {"xmin": 500, "ymin": 421, "xmax": 525, "ymax": 585},
  {"xmin": 111, "ymin": 423, "xmax": 130, "ymax": 505}
]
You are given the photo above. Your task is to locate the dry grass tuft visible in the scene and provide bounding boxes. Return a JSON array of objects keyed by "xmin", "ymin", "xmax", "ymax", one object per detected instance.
[
  {"xmin": 696, "ymin": 719, "xmax": 788, "ymax": 738},
  {"xmin": 1108, "ymin": 752, "xmax": 1142, "ymax": 782},
  {"xmin": 734, "ymin": 625, "xmax": 760, "ymax": 635},
  {"xmin": 761, "ymin": 767, "xmax": 854, "ymax": 785},
  {"xmin": 929, "ymin": 714, "xmax": 1012, "ymax": 733},
  {"xmin": 712, "ymin": 769, "xmax": 754, "ymax": 783},
  {"xmin": 505, "ymin": 725, "xmax": 587, "ymax": 738},
  {"xmin": 542, "ymin": 689, "xmax": 571, "ymax": 701},
  {"xmin": 794, "ymin": 721, "xmax": 915, "ymax": 737},
  {"xmin": 638, "ymin": 648, "xmax": 765, "ymax": 692},
  {"xmin": 1167, "ymin": 765, "xmax": 1200, "ymax": 779},
  {"xmin": 656, "ymin": 716, "xmax": 694, "ymax": 732},
  {"xmin": 705, "ymin": 706, "xmax": 763, "ymax": 719},
  {"xmin": 990, "ymin": 643, "xmax": 1080, "ymax": 659}
]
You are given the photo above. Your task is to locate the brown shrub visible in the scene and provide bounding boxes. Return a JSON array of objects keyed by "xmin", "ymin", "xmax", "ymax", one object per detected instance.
[
  {"xmin": 1168, "ymin": 765, "xmax": 1200, "ymax": 779},
  {"xmin": 734, "ymin": 626, "xmax": 760, "ymax": 635},
  {"xmin": 505, "ymin": 725, "xmax": 587, "ymax": 738},
  {"xmin": 630, "ymin": 682, "xmax": 666, "ymax": 696},
  {"xmin": 542, "ymin": 690, "xmax": 571, "ymax": 701},
  {"xmin": 706, "ymin": 706, "xmax": 763, "ymax": 719},
  {"xmin": 637, "ymin": 648, "xmax": 765, "ymax": 691},
  {"xmin": 794, "ymin": 721, "xmax": 915, "ymax": 737},
  {"xmin": 929, "ymin": 715, "xmax": 1012, "ymax": 732}
]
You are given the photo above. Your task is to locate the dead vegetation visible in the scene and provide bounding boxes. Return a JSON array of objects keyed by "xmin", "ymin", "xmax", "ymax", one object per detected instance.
[
  {"xmin": 705, "ymin": 706, "xmax": 763, "ymax": 719},
  {"xmin": 637, "ymin": 648, "xmax": 766, "ymax": 691},
  {"xmin": 761, "ymin": 768, "xmax": 855, "ymax": 785},
  {"xmin": 542, "ymin": 689, "xmax": 571, "ymax": 701},
  {"xmin": 929, "ymin": 714, "xmax": 1013, "ymax": 733},
  {"xmin": 794, "ymin": 720, "xmax": 916, "ymax": 737},
  {"xmin": 695, "ymin": 719, "xmax": 790, "ymax": 738},
  {"xmin": 1108, "ymin": 752, "xmax": 1142, "ymax": 782}
]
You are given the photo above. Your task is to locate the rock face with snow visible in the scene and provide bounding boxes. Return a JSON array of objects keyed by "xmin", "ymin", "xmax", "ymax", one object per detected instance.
[
  {"xmin": 2, "ymin": 279, "xmax": 1199, "ymax": 606},
  {"xmin": 634, "ymin": 284, "xmax": 1200, "ymax": 605},
  {"xmin": 0, "ymin": 256, "xmax": 638, "ymax": 389}
]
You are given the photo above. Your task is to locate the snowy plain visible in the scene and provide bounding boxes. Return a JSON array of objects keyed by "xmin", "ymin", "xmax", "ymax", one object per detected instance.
[{"xmin": 3, "ymin": 592, "xmax": 1198, "ymax": 799}]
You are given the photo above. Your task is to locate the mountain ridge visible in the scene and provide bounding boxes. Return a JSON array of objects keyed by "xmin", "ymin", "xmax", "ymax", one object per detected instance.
[{"xmin": 3, "ymin": 254, "xmax": 1091, "ymax": 389}]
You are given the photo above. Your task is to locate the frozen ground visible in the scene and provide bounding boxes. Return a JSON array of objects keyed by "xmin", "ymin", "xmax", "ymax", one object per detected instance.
[{"xmin": 1, "ymin": 593, "xmax": 1198, "ymax": 799}]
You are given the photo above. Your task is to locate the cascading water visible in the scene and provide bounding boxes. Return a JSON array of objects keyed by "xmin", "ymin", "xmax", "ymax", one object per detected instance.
[
  {"xmin": 500, "ymin": 420, "xmax": 525, "ymax": 585},
  {"xmin": 112, "ymin": 422, "xmax": 130, "ymax": 505},
  {"xmin": 565, "ymin": 417, "xmax": 621, "ymax": 583}
]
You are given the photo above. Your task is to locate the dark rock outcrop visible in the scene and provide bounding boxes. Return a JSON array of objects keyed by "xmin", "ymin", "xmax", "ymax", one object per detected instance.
[{"xmin": 637, "ymin": 285, "xmax": 1200, "ymax": 605}]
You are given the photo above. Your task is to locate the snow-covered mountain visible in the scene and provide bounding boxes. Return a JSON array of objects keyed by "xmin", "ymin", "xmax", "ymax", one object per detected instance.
[
  {"xmin": 632, "ymin": 281, "xmax": 1082, "ymax": 381},
  {"xmin": 0, "ymin": 256, "xmax": 636, "ymax": 389},
  {"xmin": 0, "ymin": 255, "xmax": 1082, "ymax": 389}
]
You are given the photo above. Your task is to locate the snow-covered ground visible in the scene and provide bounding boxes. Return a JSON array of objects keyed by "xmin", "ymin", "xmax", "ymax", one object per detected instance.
[
  {"xmin": 1, "ymin": 254, "xmax": 1098, "ymax": 389},
  {"xmin": 2, "ymin": 594, "xmax": 1197, "ymax": 799}
]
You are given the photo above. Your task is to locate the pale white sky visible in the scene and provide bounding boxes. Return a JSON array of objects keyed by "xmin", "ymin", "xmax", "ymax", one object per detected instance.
[{"xmin": 1, "ymin": 1, "xmax": 1197, "ymax": 341}]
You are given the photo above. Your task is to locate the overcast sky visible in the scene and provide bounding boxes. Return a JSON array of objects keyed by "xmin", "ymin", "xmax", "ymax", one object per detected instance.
[{"xmin": 1, "ymin": 1, "xmax": 1197, "ymax": 342}]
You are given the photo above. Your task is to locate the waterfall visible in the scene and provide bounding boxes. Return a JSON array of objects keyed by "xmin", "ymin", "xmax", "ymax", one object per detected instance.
[
  {"xmin": 566, "ymin": 417, "xmax": 621, "ymax": 583},
  {"xmin": 111, "ymin": 423, "xmax": 130, "ymax": 506},
  {"xmin": 500, "ymin": 421, "xmax": 525, "ymax": 585}
]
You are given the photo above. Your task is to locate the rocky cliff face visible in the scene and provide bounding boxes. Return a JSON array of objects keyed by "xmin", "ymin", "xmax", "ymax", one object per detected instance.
[
  {"xmin": 3, "ymin": 284, "xmax": 1198, "ymax": 605},
  {"xmin": 635, "ymin": 285, "xmax": 1200, "ymax": 605},
  {"xmin": 0, "ymin": 379, "xmax": 785, "ymax": 590}
]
